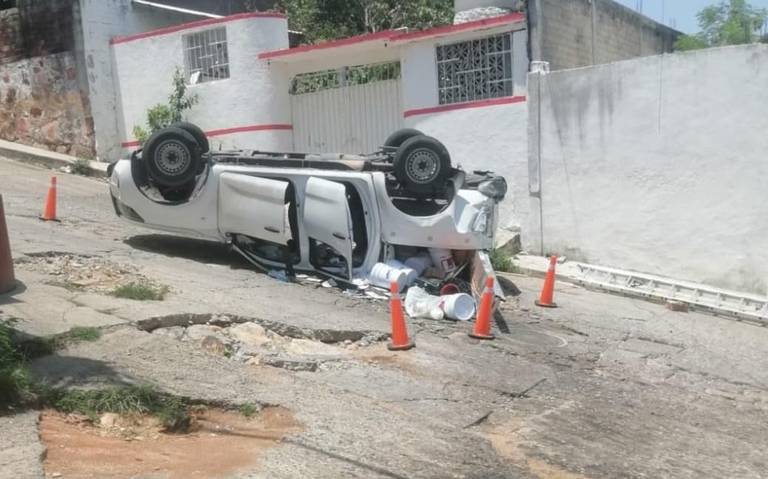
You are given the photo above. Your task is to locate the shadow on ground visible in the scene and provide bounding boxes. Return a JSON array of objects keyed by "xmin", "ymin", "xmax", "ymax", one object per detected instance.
[
  {"xmin": 0, "ymin": 280, "xmax": 27, "ymax": 305},
  {"xmin": 124, "ymin": 234, "xmax": 251, "ymax": 269}
]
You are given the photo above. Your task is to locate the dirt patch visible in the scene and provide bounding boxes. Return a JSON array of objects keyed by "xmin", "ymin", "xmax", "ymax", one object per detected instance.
[
  {"xmin": 41, "ymin": 406, "xmax": 301, "ymax": 479},
  {"xmin": 16, "ymin": 252, "xmax": 164, "ymax": 295},
  {"xmin": 483, "ymin": 414, "xmax": 591, "ymax": 479}
]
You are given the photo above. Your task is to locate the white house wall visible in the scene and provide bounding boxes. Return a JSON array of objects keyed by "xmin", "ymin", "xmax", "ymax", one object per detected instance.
[
  {"xmin": 401, "ymin": 28, "xmax": 529, "ymax": 239},
  {"xmin": 529, "ymin": 44, "xmax": 768, "ymax": 294},
  {"xmin": 79, "ymin": 0, "xmax": 200, "ymax": 162},
  {"xmin": 112, "ymin": 14, "xmax": 291, "ymax": 155}
]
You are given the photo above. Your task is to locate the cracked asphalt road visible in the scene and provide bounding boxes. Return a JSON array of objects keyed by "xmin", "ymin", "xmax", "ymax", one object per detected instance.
[{"xmin": 1, "ymin": 158, "xmax": 768, "ymax": 478}]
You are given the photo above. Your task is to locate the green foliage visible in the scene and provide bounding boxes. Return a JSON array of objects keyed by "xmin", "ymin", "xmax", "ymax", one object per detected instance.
[
  {"xmin": 49, "ymin": 385, "xmax": 191, "ymax": 430},
  {"xmin": 0, "ymin": 320, "xmax": 32, "ymax": 406},
  {"xmin": 133, "ymin": 68, "xmax": 198, "ymax": 145},
  {"xmin": 68, "ymin": 327, "xmax": 101, "ymax": 342},
  {"xmin": 270, "ymin": 0, "xmax": 454, "ymax": 43},
  {"xmin": 111, "ymin": 282, "xmax": 170, "ymax": 301},
  {"xmin": 70, "ymin": 158, "xmax": 92, "ymax": 176},
  {"xmin": 676, "ymin": 0, "xmax": 768, "ymax": 51},
  {"xmin": 674, "ymin": 35, "xmax": 710, "ymax": 51},
  {"xmin": 489, "ymin": 248, "xmax": 520, "ymax": 274},
  {"xmin": 239, "ymin": 402, "xmax": 258, "ymax": 418}
]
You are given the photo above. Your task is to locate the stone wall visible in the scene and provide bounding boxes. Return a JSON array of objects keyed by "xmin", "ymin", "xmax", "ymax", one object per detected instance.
[
  {"xmin": 0, "ymin": 52, "xmax": 94, "ymax": 158},
  {"xmin": 529, "ymin": 0, "xmax": 680, "ymax": 70},
  {"xmin": 0, "ymin": 8, "xmax": 22, "ymax": 64}
]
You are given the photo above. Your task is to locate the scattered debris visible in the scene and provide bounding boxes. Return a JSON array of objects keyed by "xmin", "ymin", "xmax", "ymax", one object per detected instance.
[
  {"xmin": 146, "ymin": 316, "xmax": 388, "ymax": 372},
  {"xmin": 16, "ymin": 252, "xmax": 168, "ymax": 298}
]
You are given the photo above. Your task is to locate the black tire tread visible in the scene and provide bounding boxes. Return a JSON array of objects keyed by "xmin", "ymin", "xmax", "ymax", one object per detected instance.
[{"xmin": 143, "ymin": 126, "xmax": 201, "ymax": 188}]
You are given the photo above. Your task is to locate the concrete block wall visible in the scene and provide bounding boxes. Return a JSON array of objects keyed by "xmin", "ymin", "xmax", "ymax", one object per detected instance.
[
  {"xmin": 527, "ymin": 44, "xmax": 768, "ymax": 295},
  {"xmin": 531, "ymin": 0, "xmax": 679, "ymax": 70}
]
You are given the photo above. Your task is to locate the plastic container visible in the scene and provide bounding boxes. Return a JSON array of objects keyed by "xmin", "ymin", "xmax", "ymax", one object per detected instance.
[
  {"xmin": 368, "ymin": 262, "xmax": 407, "ymax": 292},
  {"xmin": 386, "ymin": 259, "xmax": 418, "ymax": 286},
  {"xmin": 404, "ymin": 254, "xmax": 432, "ymax": 276},
  {"xmin": 404, "ymin": 286, "xmax": 445, "ymax": 320},
  {"xmin": 439, "ymin": 283, "xmax": 460, "ymax": 295},
  {"xmin": 429, "ymin": 248, "xmax": 457, "ymax": 275},
  {"xmin": 440, "ymin": 293, "xmax": 476, "ymax": 321}
]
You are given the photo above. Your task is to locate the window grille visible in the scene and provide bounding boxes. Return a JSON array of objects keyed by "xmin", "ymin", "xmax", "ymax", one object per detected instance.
[
  {"xmin": 290, "ymin": 62, "xmax": 401, "ymax": 95},
  {"xmin": 183, "ymin": 27, "xmax": 230, "ymax": 84},
  {"xmin": 436, "ymin": 32, "xmax": 514, "ymax": 105}
]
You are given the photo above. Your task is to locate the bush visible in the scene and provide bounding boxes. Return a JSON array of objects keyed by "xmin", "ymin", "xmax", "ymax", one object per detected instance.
[{"xmin": 133, "ymin": 68, "xmax": 198, "ymax": 145}]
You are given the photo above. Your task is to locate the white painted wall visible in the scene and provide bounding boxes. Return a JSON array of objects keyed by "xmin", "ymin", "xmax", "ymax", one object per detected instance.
[
  {"xmin": 401, "ymin": 28, "xmax": 529, "ymax": 241},
  {"xmin": 78, "ymin": 0, "xmax": 199, "ymax": 162},
  {"xmin": 112, "ymin": 15, "xmax": 291, "ymax": 154},
  {"xmin": 528, "ymin": 44, "xmax": 768, "ymax": 294}
]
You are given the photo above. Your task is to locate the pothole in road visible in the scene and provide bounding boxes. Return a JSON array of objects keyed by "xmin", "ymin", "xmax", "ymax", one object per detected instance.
[
  {"xmin": 15, "ymin": 252, "xmax": 168, "ymax": 298},
  {"xmin": 41, "ymin": 405, "xmax": 301, "ymax": 479},
  {"xmin": 139, "ymin": 313, "xmax": 389, "ymax": 372}
]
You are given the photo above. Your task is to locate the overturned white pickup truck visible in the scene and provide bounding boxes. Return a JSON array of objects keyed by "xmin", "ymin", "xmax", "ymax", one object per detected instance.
[{"xmin": 108, "ymin": 123, "xmax": 506, "ymax": 301}]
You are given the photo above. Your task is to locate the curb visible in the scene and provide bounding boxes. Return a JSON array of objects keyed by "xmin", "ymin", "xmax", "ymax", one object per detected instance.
[{"xmin": 0, "ymin": 140, "xmax": 108, "ymax": 178}]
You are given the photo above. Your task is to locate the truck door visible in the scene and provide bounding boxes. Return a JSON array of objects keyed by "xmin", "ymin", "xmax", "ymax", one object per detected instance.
[{"xmin": 303, "ymin": 177, "xmax": 354, "ymax": 280}]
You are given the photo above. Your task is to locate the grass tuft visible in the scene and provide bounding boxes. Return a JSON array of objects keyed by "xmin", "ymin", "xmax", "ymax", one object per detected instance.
[
  {"xmin": 239, "ymin": 402, "xmax": 258, "ymax": 418},
  {"xmin": 0, "ymin": 320, "xmax": 33, "ymax": 406},
  {"xmin": 70, "ymin": 158, "xmax": 92, "ymax": 176},
  {"xmin": 489, "ymin": 248, "xmax": 520, "ymax": 274},
  {"xmin": 47, "ymin": 385, "xmax": 191, "ymax": 431},
  {"xmin": 68, "ymin": 327, "xmax": 101, "ymax": 342},
  {"xmin": 112, "ymin": 282, "xmax": 169, "ymax": 301}
]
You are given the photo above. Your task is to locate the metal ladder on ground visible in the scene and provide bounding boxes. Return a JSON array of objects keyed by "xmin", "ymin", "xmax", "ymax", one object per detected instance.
[{"xmin": 575, "ymin": 264, "xmax": 768, "ymax": 324}]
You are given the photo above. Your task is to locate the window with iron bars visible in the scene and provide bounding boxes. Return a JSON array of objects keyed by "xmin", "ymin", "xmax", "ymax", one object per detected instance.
[
  {"xmin": 183, "ymin": 27, "xmax": 230, "ymax": 84},
  {"xmin": 290, "ymin": 62, "xmax": 401, "ymax": 95},
  {"xmin": 436, "ymin": 32, "xmax": 514, "ymax": 105}
]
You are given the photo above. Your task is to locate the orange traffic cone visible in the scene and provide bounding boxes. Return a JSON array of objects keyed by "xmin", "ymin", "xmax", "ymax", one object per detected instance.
[
  {"xmin": 0, "ymin": 195, "xmax": 16, "ymax": 294},
  {"xmin": 535, "ymin": 255, "xmax": 558, "ymax": 308},
  {"xmin": 40, "ymin": 176, "xmax": 59, "ymax": 222},
  {"xmin": 469, "ymin": 276, "xmax": 495, "ymax": 340},
  {"xmin": 387, "ymin": 280, "xmax": 414, "ymax": 351}
]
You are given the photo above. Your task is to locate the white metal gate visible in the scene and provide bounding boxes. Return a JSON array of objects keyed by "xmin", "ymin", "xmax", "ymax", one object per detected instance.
[{"xmin": 291, "ymin": 79, "xmax": 403, "ymax": 154}]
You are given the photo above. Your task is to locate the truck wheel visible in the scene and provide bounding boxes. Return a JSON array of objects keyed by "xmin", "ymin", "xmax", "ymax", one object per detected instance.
[
  {"xmin": 143, "ymin": 126, "xmax": 202, "ymax": 188},
  {"xmin": 170, "ymin": 121, "xmax": 209, "ymax": 153},
  {"xmin": 384, "ymin": 128, "xmax": 424, "ymax": 148},
  {"xmin": 393, "ymin": 135, "xmax": 451, "ymax": 195}
]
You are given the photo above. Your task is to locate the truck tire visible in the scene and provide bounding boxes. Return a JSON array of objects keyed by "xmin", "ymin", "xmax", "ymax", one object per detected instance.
[
  {"xmin": 170, "ymin": 121, "xmax": 209, "ymax": 153},
  {"xmin": 393, "ymin": 135, "xmax": 452, "ymax": 195},
  {"xmin": 143, "ymin": 126, "xmax": 202, "ymax": 188},
  {"xmin": 384, "ymin": 128, "xmax": 424, "ymax": 148}
]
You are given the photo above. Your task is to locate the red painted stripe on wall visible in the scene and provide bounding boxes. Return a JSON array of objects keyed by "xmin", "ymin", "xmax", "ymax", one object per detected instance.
[
  {"xmin": 403, "ymin": 96, "xmax": 526, "ymax": 118},
  {"xmin": 111, "ymin": 12, "xmax": 285, "ymax": 45},
  {"xmin": 121, "ymin": 123, "xmax": 293, "ymax": 148}
]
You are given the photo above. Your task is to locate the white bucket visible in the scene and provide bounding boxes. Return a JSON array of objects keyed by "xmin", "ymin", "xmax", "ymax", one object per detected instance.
[
  {"xmin": 440, "ymin": 293, "xmax": 476, "ymax": 321},
  {"xmin": 429, "ymin": 248, "xmax": 457, "ymax": 274},
  {"xmin": 386, "ymin": 260, "xmax": 418, "ymax": 286},
  {"xmin": 404, "ymin": 254, "xmax": 432, "ymax": 276},
  {"xmin": 368, "ymin": 262, "xmax": 407, "ymax": 291}
]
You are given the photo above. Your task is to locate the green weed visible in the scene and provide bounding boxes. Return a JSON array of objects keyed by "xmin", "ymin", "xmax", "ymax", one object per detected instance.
[{"xmin": 112, "ymin": 282, "xmax": 169, "ymax": 301}]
